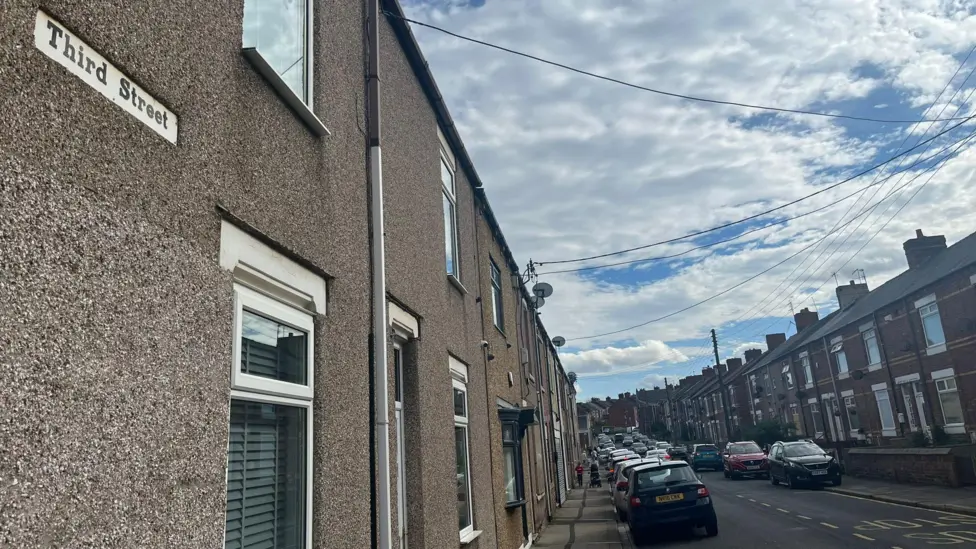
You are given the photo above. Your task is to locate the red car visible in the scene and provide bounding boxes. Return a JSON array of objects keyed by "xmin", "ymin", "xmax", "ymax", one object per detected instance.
[{"xmin": 722, "ymin": 441, "xmax": 769, "ymax": 479}]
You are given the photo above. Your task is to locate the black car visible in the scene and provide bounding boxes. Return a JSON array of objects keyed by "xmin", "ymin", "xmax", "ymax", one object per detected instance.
[
  {"xmin": 625, "ymin": 461, "xmax": 718, "ymax": 544},
  {"xmin": 667, "ymin": 446, "xmax": 689, "ymax": 461},
  {"xmin": 767, "ymin": 441, "xmax": 842, "ymax": 488}
]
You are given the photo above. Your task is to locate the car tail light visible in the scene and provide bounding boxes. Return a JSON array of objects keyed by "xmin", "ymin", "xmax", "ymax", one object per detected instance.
[
  {"xmin": 616, "ymin": 481, "xmax": 629, "ymax": 491},
  {"xmin": 630, "ymin": 496, "xmax": 641, "ymax": 507},
  {"xmin": 697, "ymin": 486, "xmax": 709, "ymax": 497},
  {"xmin": 664, "ymin": 454, "xmax": 671, "ymax": 460}
]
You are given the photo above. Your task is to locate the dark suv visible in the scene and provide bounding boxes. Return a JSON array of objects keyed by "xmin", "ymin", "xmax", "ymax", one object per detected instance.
[{"xmin": 767, "ymin": 441, "xmax": 842, "ymax": 488}]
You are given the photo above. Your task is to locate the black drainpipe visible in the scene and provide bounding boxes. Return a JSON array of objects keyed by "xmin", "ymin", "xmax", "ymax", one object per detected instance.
[{"xmin": 873, "ymin": 310, "xmax": 907, "ymax": 437}]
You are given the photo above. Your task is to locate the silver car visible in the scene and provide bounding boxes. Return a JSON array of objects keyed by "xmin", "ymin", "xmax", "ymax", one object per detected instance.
[{"xmin": 612, "ymin": 458, "xmax": 662, "ymax": 519}]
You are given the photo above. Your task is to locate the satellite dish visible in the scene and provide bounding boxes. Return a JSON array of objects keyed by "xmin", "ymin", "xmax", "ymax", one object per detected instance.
[
  {"xmin": 552, "ymin": 336, "xmax": 566, "ymax": 347},
  {"xmin": 532, "ymin": 282, "xmax": 554, "ymax": 298},
  {"xmin": 530, "ymin": 295, "xmax": 546, "ymax": 308},
  {"xmin": 851, "ymin": 369, "xmax": 866, "ymax": 381}
]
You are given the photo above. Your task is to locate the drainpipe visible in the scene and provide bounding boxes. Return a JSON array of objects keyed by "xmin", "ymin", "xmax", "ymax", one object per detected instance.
[
  {"xmin": 367, "ymin": 1, "xmax": 392, "ymax": 548},
  {"xmin": 902, "ymin": 297, "xmax": 938, "ymax": 432},
  {"xmin": 821, "ymin": 336, "xmax": 846, "ymax": 462},
  {"xmin": 873, "ymin": 310, "xmax": 906, "ymax": 437},
  {"xmin": 788, "ymin": 356, "xmax": 812, "ymax": 437}
]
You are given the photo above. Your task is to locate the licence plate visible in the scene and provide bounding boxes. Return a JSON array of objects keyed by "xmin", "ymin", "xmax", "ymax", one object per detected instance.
[
  {"xmin": 812, "ymin": 470, "xmax": 828, "ymax": 476},
  {"xmin": 655, "ymin": 493, "xmax": 685, "ymax": 503},
  {"xmin": 746, "ymin": 466, "xmax": 760, "ymax": 470}
]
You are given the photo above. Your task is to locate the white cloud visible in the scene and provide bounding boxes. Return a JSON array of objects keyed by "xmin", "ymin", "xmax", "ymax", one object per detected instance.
[
  {"xmin": 405, "ymin": 0, "xmax": 976, "ymax": 390},
  {"xmin": 640, "ymin": 373, "xmax": 671, "ymax": 390},
  {"xmin": 563, "ymin": 340, "xmax": 687, "ymax": 377}
]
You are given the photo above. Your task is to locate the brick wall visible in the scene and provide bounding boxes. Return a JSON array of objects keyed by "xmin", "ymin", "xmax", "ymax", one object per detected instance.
[{"xmin": 844, "ymin": 447, "xmax": 960, "ymax": 487}]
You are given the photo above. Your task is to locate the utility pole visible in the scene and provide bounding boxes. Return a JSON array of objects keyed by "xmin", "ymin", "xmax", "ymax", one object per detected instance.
[{"xmin": 711, "ymin": 329, "xmax": 734, "ymax": 444}]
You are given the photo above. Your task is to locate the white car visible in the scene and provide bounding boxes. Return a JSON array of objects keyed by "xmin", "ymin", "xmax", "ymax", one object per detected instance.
[{"xmin": 646, "ymin": 449, "xmax": 671, "ymax": 461}]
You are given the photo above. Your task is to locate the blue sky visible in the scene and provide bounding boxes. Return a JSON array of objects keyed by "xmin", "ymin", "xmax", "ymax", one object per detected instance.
[{"xmin": 404, "ymin": 0, "xmax": 976, "ymax": 399}]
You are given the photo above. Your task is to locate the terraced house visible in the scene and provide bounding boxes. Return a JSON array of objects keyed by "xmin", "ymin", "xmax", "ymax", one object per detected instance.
[
  {"xmin": 0, "ymin": 1, "xmax": 578, "ymax": 548},
  {"xmin": 675, "ymin": 229, "xmax": 976, "ymax": 472}
]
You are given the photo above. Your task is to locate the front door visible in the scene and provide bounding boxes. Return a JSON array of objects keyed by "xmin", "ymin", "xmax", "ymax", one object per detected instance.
[
  {"xmin": 901, "ymin": 385, "xmax": 919, "ymax": 432},
  {"xmin": 394, "ymin": 345, "xmax": 408, "ymax": 549},
  {"xmin": 913, "ymin": 382, "xmax": 928, "ymax": 433}
]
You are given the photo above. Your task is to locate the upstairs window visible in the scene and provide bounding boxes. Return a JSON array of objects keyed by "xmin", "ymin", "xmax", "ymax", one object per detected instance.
[
  {"xmin": 918, "ymin": 300, "xmax": 946, "ymax": 349},
  {"xmin": 490, "ymin": 258, "xmax": 504, "ymax": 331},
  {"xmin": 243, "ymin": 0, "xmax": 312, "ymax": 104},
  {"xmin": 830, "ymin": 341, "xmax": 849, "ymax": 377},
  {"xmin": 862, "ymin": 328, "xmax": 882, "ymax": 366},
  {"xmin": 441, "ymin": 141, "xmax": 460, "ymax": 280},
  {"xmin": 800, "ymin": 355, "xmax": 813, "ymax": 388}
]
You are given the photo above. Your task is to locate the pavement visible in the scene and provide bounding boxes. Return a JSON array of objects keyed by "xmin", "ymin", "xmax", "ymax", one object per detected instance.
[
  {"xmin": 535, "ymin": 467, "xmax": 976, "ymax": 548},
  {"xmin": 823, "ymin": 477, "xmax": 976, "ymax": 516}
]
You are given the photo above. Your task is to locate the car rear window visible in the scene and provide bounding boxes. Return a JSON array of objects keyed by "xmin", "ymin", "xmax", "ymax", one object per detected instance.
[
  {"xmin": 729, "ymin": 443, "xmax": 761, "ymax": 454},
  {"xmin": 695, "ymin": 445, "xmax": 719, "ymax": 453},
  {"xmin": 634, "ymin": 465, "xmax": 698, "ymax": 489}
]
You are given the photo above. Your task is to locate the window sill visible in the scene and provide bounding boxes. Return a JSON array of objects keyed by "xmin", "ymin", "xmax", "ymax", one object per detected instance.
[
  {"xmin": 505, "ymin": 499, "xmax": 527, "ymax": 510},
  {"xmin": 925, "ymin": 343, "xmax": 947, "ymax": 356},
  {"xmin": 837, "ymin": 372, "xmax": 850, "ymax": 380},
  {"xmin": 882, "ymin": 428, "xmax": 897, "ymax": 437},
  {"xmin": 459, "ymin": 529, "xmax": 483, "ymax": 545},
  {"xmin": 448, "ymin": 274, "xmax": 468, "ymax": 295},
  {"xmin": 494, "ymin": 324, "xmax": 507, "ymax": 338},
  {"xmin": 805, "ymin": 384, "xmax": 814, "ymax": 389},
  {"xmin": 241, "ymin": 47, "xmax": 330, "ymax": 137},
  {"xmin": 944, "ymin": 423, "xmax": 966, "ymax": 435},
  {"xmin": 867, "ymin": 364, "xmax": 883, "ymax": 372}
]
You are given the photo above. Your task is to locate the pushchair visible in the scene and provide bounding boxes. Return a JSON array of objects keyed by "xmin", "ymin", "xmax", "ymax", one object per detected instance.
[{"xmin": 589, "ymin": 470, "xmax": 602, "ymax": 487}]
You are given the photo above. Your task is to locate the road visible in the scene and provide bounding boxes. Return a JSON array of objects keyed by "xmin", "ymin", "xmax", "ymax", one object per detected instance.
[{"xmin": 626, "ymin": 469, "xmax": 976, "ymax": 548}]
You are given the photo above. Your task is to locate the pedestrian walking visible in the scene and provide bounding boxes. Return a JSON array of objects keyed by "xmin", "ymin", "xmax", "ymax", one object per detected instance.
[{"xmin": 575, "ymin": 463, "xmax": 584, "ymax": 487}]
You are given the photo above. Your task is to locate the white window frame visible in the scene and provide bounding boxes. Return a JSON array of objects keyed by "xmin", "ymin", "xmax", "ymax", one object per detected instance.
[
  {"xmin": 829, "ymin": 339, "xmax": 849, "ymax": 380},
  {"xmin": 931, "ymin": 368, "xmax": 965, "ymax": 434},
  {"xmin": 490, "ymin": 257, "xmax": 504, "ymax": 331},
  {"xmin": 800, "ymin": 354, "xmax": 813, "ymax": 389},
  {"xmin": 872, "ymin": 383, "xmax": 897, "ymax": 436},
  {"xmin": 915, "ymin": 295, "xmax": 947, "ymax": 355},
  {"xmin": 451, "ymin": 358, "xmax": 475, "ymax": 540},
  {"xmin": 781, "ymin": 363, "xmax": 794, "ymax": 389},
  {"xmin": 861, "ymin": 327, "xmax": 882, "ymax": 370},
  {"xmin": 233, "ymin": 284, "xmax": 315, "ymax": 400},
  {"xmin": 220, "ymin": 218, "xmax": 322, "ymax": 549},
  {"xmin": 441, "ymin": 130, "xmax": 460, "ymax": 281}
]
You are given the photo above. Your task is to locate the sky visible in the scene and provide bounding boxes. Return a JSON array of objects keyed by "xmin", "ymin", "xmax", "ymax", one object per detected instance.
[{"xmin": 402, "ymin": 0, "xmax": 976, "ymax": 400}]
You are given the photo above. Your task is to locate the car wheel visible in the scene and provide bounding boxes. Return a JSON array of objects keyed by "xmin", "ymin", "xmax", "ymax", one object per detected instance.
[
  {"xmin": 786, "ymin": 473, "xmax": 796, "ymax": 490},
  {"xmin": 770, "ymin": 472, "xmax": 778, "ymax": 485},
  {"xmin": 761, "ymin": 473, "xmax": 770, "ymax": 480},
  {"xmin": 832, "ymin": 477, "xmax": 842, "ymax": 487},
  {"xmin": 705, "ymin": 519, "xmax": 719, "ymax": 537},
  {"xmin": 723, "ymin": 468, "xmax": 729, "ymax": 478},
  {"xmin": 617, "ymin": 508, "xmax": 626, "ymax": 521}
]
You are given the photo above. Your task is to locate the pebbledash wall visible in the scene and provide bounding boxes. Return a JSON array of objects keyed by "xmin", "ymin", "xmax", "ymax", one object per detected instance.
[
  {"xmin": 1, "ymin": 1, "xmax": 578, "ymax": 549},
  {"xmin": 1, "ymin": 1, "xmax": 372, "ymax": 549}
]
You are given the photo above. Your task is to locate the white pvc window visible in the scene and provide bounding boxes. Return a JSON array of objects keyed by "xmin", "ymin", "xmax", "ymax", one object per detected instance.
[
  {"xmin": 801, "ymin": 355, "xmax": 813, "ymax": 388},
  {"xmin": 845, "ymin": 396, "xmax": 861, "ymax": 431},
  {"xmin": 830, "ymin": 342, "xmax": 849, "ymax": 377},
  {"xmin": 862, "ymin": 329, "xmax": 882, "ymax": 366},
  {"xmin": 226, "ymin": 285, "xmax": 314, "ymax": 549},
  {"xmin": 451, "ymin": 360, "xmax": 474, "ymax": 539},
  {"xmin": 918, "ymin": 301, "xmax": 946, "ymax": 349},
  {"xmin": 442, "ymin": 149, "xmax": 460, "ymax": 280},
  {"xmin": 935, "ymin": 377, "xmax": 964, "ymax": 426},
  {"xmin": 874, "ymin": 389, "xmax": 896, "ymax": 432},
  {"xmin": 490, "ymin": 258, "xmax": 504, "ymax": 331},
  {"xmin": 242, "ymin": 0, "xmax": 313, "ymax": 105}
]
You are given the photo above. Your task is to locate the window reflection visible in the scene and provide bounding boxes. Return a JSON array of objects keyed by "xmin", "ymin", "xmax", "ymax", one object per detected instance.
[{"xmin": 243, "ymin": 0, "xmax": 308, "ymax": 102}]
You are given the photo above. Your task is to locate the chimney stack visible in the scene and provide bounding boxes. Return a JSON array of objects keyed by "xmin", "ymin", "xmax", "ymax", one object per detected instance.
[
  {"xmin": 726, "ymin": 357, "xmax": 743, "ymax": 372},
  {"xmin": 903, "ymin": 229, "xmax": 947, "ymax": 269},
  {"xmin": 836, "ymin": 279, "xmax": 869, "ymax": 309},
  {"xmin": 702, "ymin": 367, "xmax": 716, "ymax": 378},
  {"xmin": 624, "ymin": 392, "xmax": 631, "ymax": 399},
  {"xmin": 618, "ymin": 393, "xmax": 624, "ymax": 400},
  {"xmin": 744, "ymin": 349, "xmax": 763, "ymax": 363},
  {"xmin": 793, "ymin": 308, "xmax": 820, "ymax": 333},
  {"xmin": 765, "ymin": 333, "xmax": 787, "ymax": 351}
]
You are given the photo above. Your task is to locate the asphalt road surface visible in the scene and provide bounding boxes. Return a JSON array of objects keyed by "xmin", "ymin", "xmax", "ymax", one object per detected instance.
[{"xmin": 625, "ymin": 469, "xmax": 976, "ymax": 548}]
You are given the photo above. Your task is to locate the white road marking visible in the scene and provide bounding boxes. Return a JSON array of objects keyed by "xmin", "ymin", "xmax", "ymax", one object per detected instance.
[
  {"xmin": 762, "ymin": 503, "xmax": 772, "ymax": 507},
  {"xmin": 853, "ymin": 533, "xmax": 875, "ymax": 541},
  {"xmin": 777, "ymin": 508, "xmax": 790, "ymax": 513},
  {"xmin": 736, "ymin": 495, "xmax": 744, "ymax": 498},
  {"xmin": 821, "ymin": 522, "xmax": 839, "ymax": 529},
  {"xmin": 797, "ymin": 515, "xmax": 812, "ymax": 520},
  {"xmin": 749, "ymin": 498, "xmax": 757, "ymax": 502}
]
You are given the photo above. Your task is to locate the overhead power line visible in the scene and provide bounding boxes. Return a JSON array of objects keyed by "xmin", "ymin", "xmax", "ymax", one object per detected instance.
[
  {"xmin": 385, "ymin": 11, "xmax": 970, "ymax": 125},
  {"xmin": 539, "ymin": 115, "xmax": 974, "ymax": 266},
  {"xmin": 537, "ymin": 128, "xmax": 976, "ymax": 276}
]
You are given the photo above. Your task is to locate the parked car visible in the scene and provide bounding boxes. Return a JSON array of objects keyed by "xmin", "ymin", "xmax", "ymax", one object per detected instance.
[
  {"xmin": 690, "ymin": 444, "xmax": 722, "ymax": 471},
  {"xmin": 667, "ymin": 445, "xmax": 689, "ymax": 461},
  {"xmin": 632, "ymin": 443, "xmax": 648, "ymax": 455},
  {"xmin": 612, "ymin": 458, "xmax": 662, "ymax": 519},
  {"xmin": 768, "ymin": 441, "xmax": 842, "ymax": 488},
  {"xmin": 655, "ymin": 441, "xmax": 671, "ymax": 450},
  {"xmin": 623, "ymin": 436, "xmax": 634, "ymax": 447},
  {"xmin": 608, "ymin": 453, "xmax": 640, "ymax": 485},
  {"xmin": 625, "ymin": 460, "xmax": 718, "ymax": 544},
  {"xmin": 598, "ymin": 448, "xmax": 612, "ymax": 463},
  {"xmin": 722, "ymin": 441, "xmax": 768, "ymax": 479},
  {"xmin": 645, "ymin": 449, "xmax": 670, "ymax": 462},
  {"xmin": 614, "ymin": 433, "xmax": 625, "ymax": 444}
]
